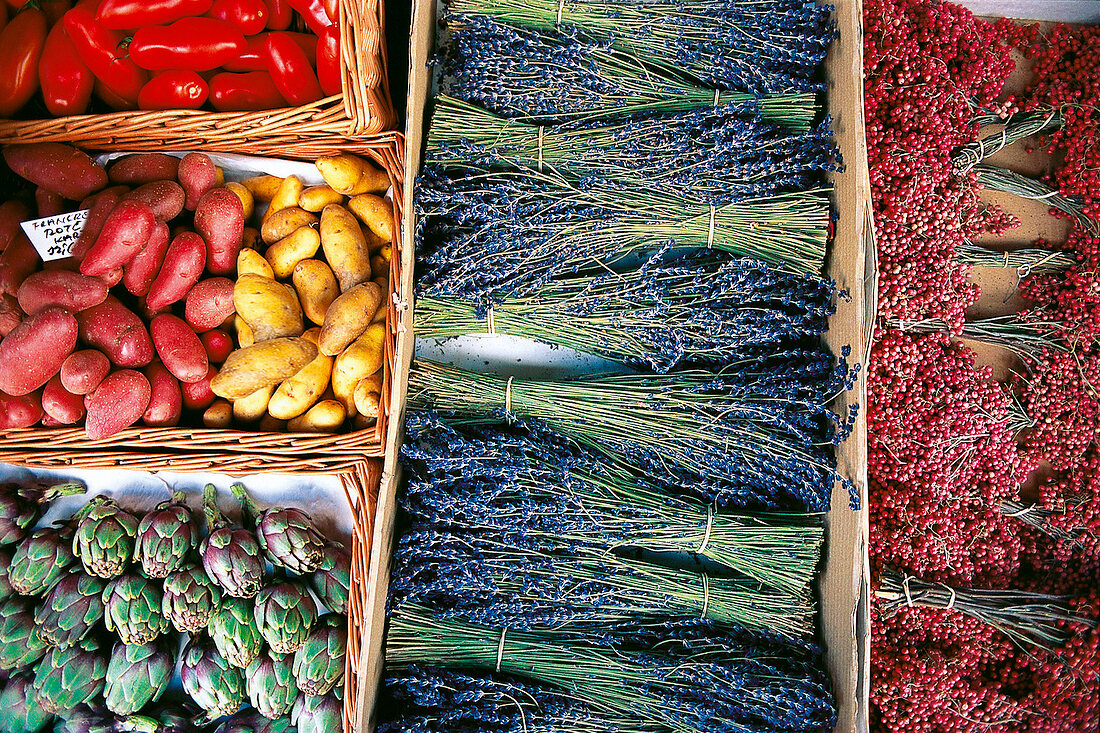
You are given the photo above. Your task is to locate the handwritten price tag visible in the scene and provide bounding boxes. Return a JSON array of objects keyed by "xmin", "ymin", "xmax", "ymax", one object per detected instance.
[{"xmin": 19, "ymin": 210, "xmax": 90, "ymax": 262}]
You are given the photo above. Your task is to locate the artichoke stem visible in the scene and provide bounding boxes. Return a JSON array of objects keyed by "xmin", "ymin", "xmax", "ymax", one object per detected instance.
[{"xmin": 203, "ymin": 484, "xmax": 228, "ymax": 532}]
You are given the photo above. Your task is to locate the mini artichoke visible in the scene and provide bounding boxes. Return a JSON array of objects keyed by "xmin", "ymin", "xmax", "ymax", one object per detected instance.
[
  {"xmin": 254, "ymin": 581, "xmax": 318, "ymax": 655},
  {"xmin": 34, "ymin": 573, "xmax": 107, "ymax": 648},
  {"xmin": 162, "ymin": 565, "xmax": 221, "ymax": 634},
  {"xmin": 53, "ymin": 706, "xmax": 111, "ymax": 733},
  {"xmin": 246, "ymin": 649, "xmax": 299, "ymax": 719},
  {"xmin": 134, "ymin": 490, "xmax": 198, "ymax": 578},
  {"xmin": 292, "ymin": 691, "xmax": 342, "ymax": 733},
  {"xmin": 0, "ymin": 598, "xmax": 49, "ymax": 672},
  {"xmin": 102, "ymin": 575, "xmax": 168, "ymax": 645},
  {"xmin": 112, "ymin": 708, "xmax": 196, "ymax": 733},
  {"xmin": 210, "ymin": 596, "xmax": 263, "ymax": 669},
  {"xmin": 9, "ymin": 526, "xmax": 75, "ymax": 596},
  {"xmin": 0, "ymin": 673, "xmax": 54, "ymax": 733},
  {"xmin": 179, "ymin": 638, "xmax": 246, "ymax": 720},
  {"xmin": 0, "ymin": 480, "xmax": 85, "ymax": 547},
  {"xmin": 0, "ymin": 549, "xmax": 14, "ymax": 602},
  {"xmin": 32, "ymin": 636, "xmax": 107, "ymax": 715},
  {"xmin": 232, "ymin": 483, "xmax": 325, "ymax": 573},
  {"xmin": 292, "ymin": 613, "xmax": 346, "ymax": 696},
  {"xmin": 309, "ymin": 541, "xmax": 351, "ymax": 614},
  {"xmin": 214, "ymin": 711, "xmax": 292, "ymax": 733},
  {"xmin": 72, "ymin": 496, "xmax": 138, "ymax": 579},
  {"xmin": 201, "ymin": 484, "xmax": 265, "ymax": 599},
  {"xmin": 104, "ymin": 641, "xmax": 174, "ymax": 716}
]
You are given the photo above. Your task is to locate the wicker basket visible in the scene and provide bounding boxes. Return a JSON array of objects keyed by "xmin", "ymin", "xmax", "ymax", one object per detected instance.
[
  {"xmin": 1, "ymin": 450, "xmax": 381, "ymax": 733},
  {"xmin": 0, "ymin": 135, "xmax": 405, "ymax": 459},
  {"xmin": 0, "ymin": 0, "xmax": 395, "ymax": 145}
]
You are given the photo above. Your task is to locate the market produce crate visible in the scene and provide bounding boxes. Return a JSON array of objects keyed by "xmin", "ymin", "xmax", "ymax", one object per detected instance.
[
  {"xmin": 0, "ymin": 136, "xmax": 405, "ymax": 459},
  {"xmin": 0, "ymin": 452, "xmax": 381, "ymax": 731},
  {"xmin": 356, "ymin": 0, "xmax": 873, "ymax": 731}
]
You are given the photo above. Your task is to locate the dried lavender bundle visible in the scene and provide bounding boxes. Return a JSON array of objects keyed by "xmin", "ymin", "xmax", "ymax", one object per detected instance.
[
  {"xmin": 442, "ymin": 15, "xmax": 819, "ymax": 127},
  {"xmin": 425, "ymin": 96, "xmax": 840, "ymax": 201},
  {"xmin": 416, "ymin": 251, "xmax": 836, "ymax": 372},
  {"xmin": 401, "ymin": 412, "xmax": 825, "ymax": 589},
  {"xmin": 445, "ymin": 0, "xmax": 834, "ymax": 94},
  {"xmin": 407, "ymin": 356, "xmax": 859, "ymax": 512}
]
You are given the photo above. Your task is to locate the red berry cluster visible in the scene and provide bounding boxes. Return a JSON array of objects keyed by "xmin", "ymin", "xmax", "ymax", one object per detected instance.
[{"xmin": 1011, "ymin": 347, "xmax": 1100, "ymax": 471}]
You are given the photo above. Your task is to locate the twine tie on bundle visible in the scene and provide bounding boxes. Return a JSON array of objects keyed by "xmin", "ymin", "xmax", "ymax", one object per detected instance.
[
  {"xmin": 707, "ymin": 205, "xmax": 716, "ymax": 249},
  {"xmin": 902, "ymin": 575, "xmax": 914, "ymax": 608},
  {"xmin": 1006, "ymin": 504, "xmax": 1037, "ymax": 518},
  {"xmin": 713, "ymin": 88, "xmax": 721, "ymax": 106},
  {"xmin": 496, "ymin": 628, "xmax": 508, "ymax": 672},
  {"xmin": 505, "ymin": 376, "xmax": 515, "ymax": 422},
  {"xmin": 556, "ymin": 0, "xmax": 565, "ymax": 25},
  {"xmin": 537, "ymin": 126, "xmax": 545, "ymax": 171},
  {"xmin": 700, "ymin": 573, "xmax": 711, "ymax": 619},
  {"xmin": 696, "ymin": 506, "xmax": 715, "ymax": 553},
  {"xmin": 486, "ymin": 305, "xmax": 496, "ymax": 335},
  {"xmin": 946, "ymin": 586, "xmax": 957, "ymax": 611}
]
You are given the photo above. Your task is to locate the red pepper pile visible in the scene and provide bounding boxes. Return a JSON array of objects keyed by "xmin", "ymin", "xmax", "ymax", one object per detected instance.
[
  {"xmin": 0, "ymin": 0, "xmax": 342, "ymax": 117},
  {"xmin": 866, "ymin": 1, "xmax": 1100, "ymax": 731}
]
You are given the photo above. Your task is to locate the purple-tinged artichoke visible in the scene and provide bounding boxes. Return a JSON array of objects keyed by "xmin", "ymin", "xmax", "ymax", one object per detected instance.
[
  {"xmin": 9, "ymin": 526, "xmax": 75, "ymax": 597},
  {"xmin": 245, "ymin": 648, "xmax": 299, "ymax": 719},
  {"xmin": 201, "ymin": 484, "xmax": 264, "ymax": 599},
  {"xmin": 292, "ymin": 690, "xmax": 342, "ymax": 733},
  {"xmin": 0, "ymin": 673, "xmax": 54, "ymax": 732},
  {"xmin": 179, "ymin": 638, "xmax": 246, "ymax": 720},
  {"xmin": 292, "ymin": 613, "xmax": 346, "ymax": 696},
  {"xmin": 214, "ymin": 711, "xmax": 292, "ymax": 733},
  {"xmin": 52, "ymin": 705, "xmax": 110, "ymax": 733},
  {"xmin": 104, "ymin": 641, "xmax": 173, "ymax": 715},
  {"xmin": 101, "ymin": 575, "xmax": 168, "ymax": 645},
  {"xmin": 112, "ymin": 708, "xmax": 198, "ymax": 733},
  {"xmin": 34, "ymin": 573, "xmax": 107, "ymax": 648},
  {"xmin": 31, "ymin": 636, "xmax": 106, "ymax": 715},
  {"xmin": 0, "ymin": 480, "xmax": 85, "ymax": 547},
  {"xmin": 232, "ymin": 483, "xmax": 324, "ymax": 573},
  {"xmin": 209, "ymin": 596, "xmax": 263, "ymax": 670},
  {"xmin": 0, "ymin": 598, "xmax": 49, "ymax": 672},
  {"xmin": 72, "ymin": 496, "xmax": 138, "ymax": 579},
  {"xmin": 0, "ymin": 549, "xmax": 15, "ymax": 602},
  {"xmin": 254, "ymin": 581, "xmax": 318, "ymax": 655},
  {"xmin": 162, "ymin": 565, "xmax": 221, "ymax": 634},
  {"xmin": 309, "ymin": 541, "xmax": 351, "ymax": 614},
  {"xmin": 134, "ymin": 490, "xmax": 198, "ymax": 578}
]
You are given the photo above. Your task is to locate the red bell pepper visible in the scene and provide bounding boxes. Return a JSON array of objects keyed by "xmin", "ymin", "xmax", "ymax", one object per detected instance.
[
  {"xmin": 129, "ymin": 17, "xmax": 246, "ymax": 71},
  {"xmin": 285, "ymin": 0, "xmax": 328, "ymax": 35},
  {"xmin": 262, "ymin": 0, "xmax": 291, "ymax": 30},
  {"xmin": 266, "ymin": 31, "xmax": 322, "ymax": 106},
  {"xmin": 38, "ymin": 22, "xmax": 95, "ymax": 117},
  {"xmin": 41, "ymin": 0, "xmax": 71, "ymax": 25},
  {"xmin": 317, "ymin": 22, "xmax": 341, "ymax": 97},
  {"xmin": 95, "ymin": 79, "xmax": 132, "ymax": 110},
  {"xmin": 138, "ymin": 70, "xmax": 208, "ymax": 110},
  {"xmin": 207, "ymin": 0, "xmax": 266, "ymax": 35},
  {"xmin": 208, "ymin": 71, "xmax": 286, "ymax": 111},
  {"xmin": 0, "ymin": 6, "xmax": 46, "ymax": 117},
  {"xmin": 64, "ymin": 4, "xmax": 149, "ymax": 106},
  {"xmin": 96, "ymin": 0, "xmax": 213, "ymax": 30},
  {"xmin": 223, "ymin": 31, "xmax": 315, "ymax": 72}
]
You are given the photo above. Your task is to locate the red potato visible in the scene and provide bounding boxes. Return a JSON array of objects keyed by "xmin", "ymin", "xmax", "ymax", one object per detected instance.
[
  {"xmin": 84, "ymin": 369, "xmax": 151, "ymax": 439},
  {"xmin": 35, "ymin": 187, "xmax": 65, "ymax": 218},
  {"xmin": 146, "ymin": 232, "xmax": 206, "ymax": 312},
  {"xmin": 143, "ymin": 361, "xmax": 182, "ymax": 426},
  {"xmin": 60, "ymin": 349, "xmax": 110, "ymax": 395},
  {"xmin": 150, "ymin": 313, "xmax": 208, "ymax": 384},
  {"xmin": 184, "ymin": 277, "xmax": 235, "ymax": 331},
  {"xmin": 0, "ymin": 233, "xmax": 37, "ymax": 297},
  {"xmin": 107, "ymin": 154, "xmax": 181, "ymax": 186},
  {"xmin": 16, "ymin": 270, "xmax": 109, "ymax": 314},
  {"xmin": 71, "ymin": 186, "xmax": 127, "ymax": 260},
  {"xmin": 177, "ymin": 153, "xmax": 217, "ymax": 210},
  {"xmin": 181, "ymin": 364, "xmax": 217, "ymax": 411},
  {"xmin": 80, "ymin": 201, "xmax": 157, "ymax": 277},
  {"xmin": 42, "ymin": 258, "xmax": 80, "ymax": 272},
  {"xmin": 0, "ymin": 306, "xmax": 78, "ymax": 396},
  {"xmin": 0, "ymin": 389, "xmax": 43, "ymax": 429},
  {"xmin": 98, "ymin": 268, "xmax": 124, "ymax": 288},
  {"xmin": 42, "ymin": 375, "xmax": 84, "ymax": 424},
  {"xmin": 40, "ymin": 414, "xmax": 64, "ymax": 427},
  {"xmin": 123, "ymin": 221, "xmax": 170, "ymax": 297},
  {"xmin": 122, "ymin": 180, "xmax": 186, "ymax": 222},
  {"xmin": 0, "ymin": 294, "xmax": 22, "ymax": 336},
  {"xmin": 194, "ymin": 188, "xmax": 243, "ymax": 275},
  {"xmin": 0, "ymin": 200, "xmax": 30, "ymax": 255},
  {"xmin": 200, "ymin": 328, "xmax": 233, "ymax": 363},
  {"xmin": 75, "ymin": 296, "xmax": 154, "ymax": 367},
  {"xmin": 2, "ymin": 143, "xmax": 108, "ymax": 201}
]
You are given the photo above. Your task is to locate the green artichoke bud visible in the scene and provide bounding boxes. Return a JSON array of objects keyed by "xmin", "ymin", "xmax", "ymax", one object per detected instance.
[
  {"xmin": 232, "ymin": 483, "xmax": 324, "ymax": 573},
  {"xmin": 0, "ymin": 549, "xmax": 14, "ymax": 601},
  {"xmin": 31, "ymin": 636, "xmax": 107, "ymax": 715},
  {"xmin": 201, "ymin": 485, "xmax": 265, "ymax": 599},
  {"xmin": 9, "ymin": 526, "xmax": 75, "ymax": 596},
  {"xmin": 245, "ymin": 649, "xmax": 299, "ymax": 719},
  {"xmin": 34, "ymin": 573, "xmax": 106, "ymax": 648},
  {"xmin": 254, "ymin": 581, "xmax": 318, "ymax": 655},
  {"xmin": 309, "ymin": 541, "xmax": 350, "ymax": 614},
  {"xmin": 0, "ymin": 598, "xmax": 49, "ymax": 672},
  {"xmin": 72, "ymin": 496, "xmax": 138, "ymax": 579},
  {"xmin": 0, "ymin": 673, "xmax": 54, "ymax": 733},
  {"xmin": 102, "ymin": 575, "xmax": 168, "ymax": 645},
  {"xmin": 134, "ymin": 490, "xmax": 198, "ymax": 578},
  {"xmin": 210, "ymin": 596, "xmax": 263, "ymax": 669},
  {"xmin": 104, "ymin": 640, "xmax": 174, "ymax": 715},
  {"xmin": 291, "ymin": 691, "xmax": 342, "ymax": 733},
  {"xmin": 292, "ymin": 613, "xmax": 346, "ymax": 696},
  {"xmin": 214, "ymin": 711, "xmax": 292, "ymax": 733},
  {"xmin": 162, "ymin": 565, "xmax": 221, "ymax": 634},
  {"xmin": 179, "ymin": 638, "xmax": 246, "ymax": 720},
  {"xmin": 0, "ymin": 480, "xmax": 85, "ymax": 547},
  {"xmin": 112, "ymin": 708, "xmax": 197, "ymax": 733},
  {"xmin": 52, "ymin": 706, "xmax": 111, "ymax": 733}
]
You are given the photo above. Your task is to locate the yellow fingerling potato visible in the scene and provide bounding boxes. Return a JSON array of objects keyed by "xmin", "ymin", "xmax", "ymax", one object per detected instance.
[
  {"xmin": 268, "ymin": 328, "xmax": 333, "ymax": 420},
  {"xmin": 288, "ymin": 399, "xmax": 346, "ymax": 433},
  {"xmin": 293, "ymin": 259, "xmax": 340, "ymax": 326},
  {"xmin": 258, "ymin": 414, "xmax": 287, "ymax": 432},
  {"xmin": 210, "ymin": 337, "xmax": 318, "ymax": 400},
  {"xmin": 353, "ymin": 413, "xmax": 377, "ymax": 430},
  {"xmin": 299, "ymin": 185, "xmax": 345, "ymax": 212},
  {"xmin": 353, "ymin": 379, "xmax": 381, "ymax": 418},
  {"xmin": 320, "ymin": 204, "xmax": 371, "ymax": 292},
  {"xmin": 238, "ymin": 248, "xmax": 275, "ymax": 279},
  {"xmin": 203, "ymin": 399, "xmax": 233, "ymax": 428},
  {"xmin": 235, "ymin": 315, "xmax": 254, "ymax": 348},
  {"xmin": 261, "ymin": 207, "xmax": 318, "ymax": 244},
  {"xmin": 359, "ymin": 369, "xmax": 383, "ymax": 394},
  {"xmin": 370, "ymin": 276, "xmax": 388, "ymax": 324},
  {"xmin": 241, "ymin": 227, "xmax": 262, "ymax": 251},
  {"xmin": 266, "ymin": 227, "xmax": 322, "ymax": 280},
  {"xmin": 262, "ymin": 175, "xmax": 303, "ymax": 224},
  {"xmin": 318, "ymin": 282, "xmax": 383, "ymax": 356},
  {"xmin": 331, "ymin": 323, "xmax": 386, "ymax": 417},
  {"xmin": 347, "ymin": 193, "xmax": 393, "ymax": 242},
  {"xmin": 316, "ymin": 155, "xmax": 389, "ymax": 196},
  {"xmin": 234, "ymin": 274, "xmax": 304, "ymax": 342},
  {"xmin": 232, "ymin": 384, "xmax": 274, "ymax": 424},
  {"xmin": 242, "ymin": 174, "xmax": 284, "ymax": 202},
  {"xmin": 225, "ymin": 182, "xmax": 255, "ymax": 220},
  {"xmin": 370, "ymin": 254, "xmax": 389, "ymax": 279},
  {"xmin": 214, "ymin": 167, "xmax": 225, "ymax": 186}
]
